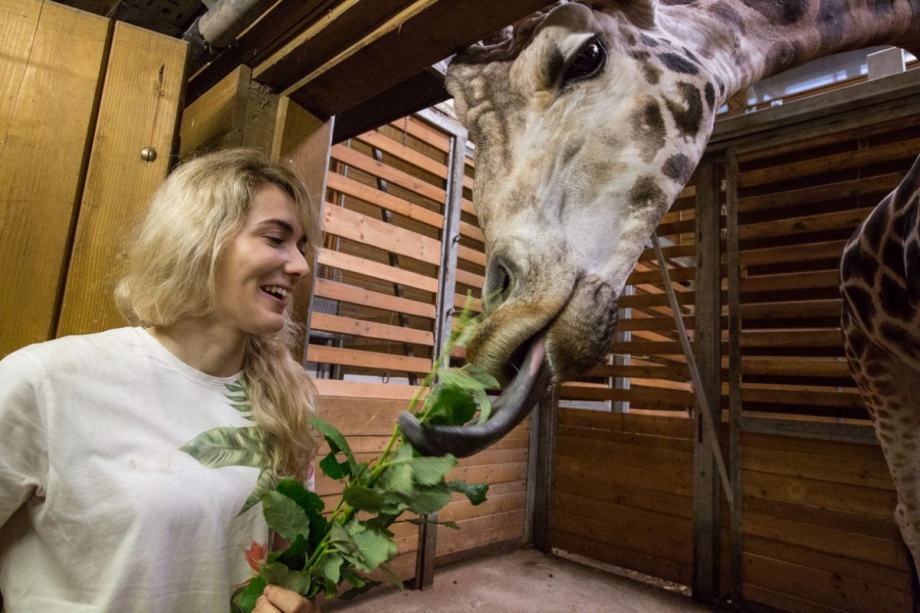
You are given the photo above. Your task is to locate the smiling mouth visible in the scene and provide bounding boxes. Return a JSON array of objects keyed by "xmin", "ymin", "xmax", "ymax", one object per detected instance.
[{"xmin": 261, "ymin": 285, "xmax": 290, "ymax": 304}]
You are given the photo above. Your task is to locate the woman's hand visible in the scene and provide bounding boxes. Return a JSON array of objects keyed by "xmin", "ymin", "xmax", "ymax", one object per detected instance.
[{"xmin": 253, "ymin": 585, "xmax": 320, "ymax": 613}]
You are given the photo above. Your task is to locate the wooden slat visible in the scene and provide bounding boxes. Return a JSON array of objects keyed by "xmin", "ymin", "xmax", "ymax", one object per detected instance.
[
  {"xmin": 0, "ymin": 0, "xmax": 109, "ymax": 357},
  {"xmin": 332, "ymin": 143, "xmax": 446, "ymax": 204},
  {"xmin": 313, "ymin": 277, "xmax": 436, "ymax": 318},
  {"xmin": 179, "ymin": 66, "xmax": 248, "ymax": 157},
  {"xmin": 455, "ymin": 268, "xmax": 485, "ymax": 289},
  {"xmin": 326, "ymin": 171, "xmax": 445, "ymax": 229},
  {"xmin": 739, "ymin": 240, "xmax": 847, "ymax": 267},
  {"xmin": 323, "ymin": 203, "xmax": 442, "ymax": 265},
  {"xmin": 739, "ymin": 207, "xmax": 872, "ymax": 241},
  {"xmin": 741, "ymin": 357, "xmax": 852, "ymax": 378},
  {"xmin": 57, "ymin": 22, "xmax": 186, "ymax": 337},
  {"xmin": 310, "ymin": 312, "xmax": 434, "ymax": 345},
  {"xmin": 457, "ymin": 245, "xmax": 486, "ymax": 267},
  {"xmin": 739, "ymin": 137, "xmax": 920, "ymax": 188},
  {"xmin": 741, "ymin": 270, "xmax": 841, "ymax": 294},
  {"xmin": 305, "ymin": 344, "xmax": 432, "ymax": 373},
  {"xmin": 584, "ymin": 364, "xmax": 691, "ymax": 381},
  {"xmin": 313, "ymin": 379, "xmax": 423, "ymax": 402},
  {"xmin": 356, "ymin": 129, "xmax": 450, "ymax": 182},
  {"xmin": 317, "ymin": 248, "xmax": 438, "ymax": 293},
  {"xmin": 739, "ymin": 175, "xmax": 897, "ymax": 214}
]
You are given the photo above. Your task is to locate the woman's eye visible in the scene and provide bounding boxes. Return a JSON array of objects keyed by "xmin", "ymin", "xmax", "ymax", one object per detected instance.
[
  {"xmin": 562, "ymin": 36, "xmax": 607, "ymax": 86},
  {"xmin": 266, "ymin": 235, "xmax": 284, "ymax": 246}
]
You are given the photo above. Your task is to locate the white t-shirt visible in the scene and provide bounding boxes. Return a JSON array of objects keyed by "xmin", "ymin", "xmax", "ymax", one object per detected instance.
[{"xmin": 0, "ymin": 327, "xmax": 272, "ymax": 612}]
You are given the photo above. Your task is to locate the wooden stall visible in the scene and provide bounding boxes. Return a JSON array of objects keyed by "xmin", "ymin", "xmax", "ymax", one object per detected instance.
[
  {"xmin": 545, "ymin": 68, "xmax": 920, "ymax": 611},
  {"xmin": 0, "ymin": 0, "xmax": 186, "ymax": 355}
]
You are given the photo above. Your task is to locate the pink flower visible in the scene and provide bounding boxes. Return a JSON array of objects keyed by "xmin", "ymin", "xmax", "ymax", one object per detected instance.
[{"xmin": 244, "ymin": 541, "xmax": 268, "ymax": 574}]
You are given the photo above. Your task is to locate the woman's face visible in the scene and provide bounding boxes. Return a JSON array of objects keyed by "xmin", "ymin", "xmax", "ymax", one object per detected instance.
[{"xmin": 212, "ymin": 183, "xmax": 309, "ymax": 337}]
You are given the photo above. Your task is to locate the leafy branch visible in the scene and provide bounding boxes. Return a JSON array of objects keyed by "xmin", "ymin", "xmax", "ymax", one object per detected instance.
[{"xmin": 231, "ymin": 297, "xmax": 496, "ymax": 612}]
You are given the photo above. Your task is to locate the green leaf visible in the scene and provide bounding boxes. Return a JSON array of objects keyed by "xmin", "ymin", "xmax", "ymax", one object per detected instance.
[
  {"xmin": 263, "ymin": 491, "xmax": 310, "ymax": 543},
  {"xmin": 238, "ymin": 468, "xmax": 279, "ymax": 516},
  {"xmin": 276, "ymin": 479, "xmax": 328, "ymax": 553},
  {"xmin": 424, "ymin": 385, "xmax": 477, "ymax": 426},
  {"xmin": 328, "ymin": 522, "xmax": 358, "ymax": 556},
  {"xmin": 261, "ymin": 562, "xmax": 290, "ymax": 585},
  {"xmin": 319, "ymin": 451, "xmax": 350, "ymax": 480},
  {"xmin": 438, "ymin": 367, "xmax": 488, "ymax": 392},
  {"xmin": 472, "ymin": 388, "xmax": 493, "ymax": 424},
  {"xmin": 447, "ymin": 479, "xmax": 489, "ymax": 506},
  {"xmin": 408, "ymin": 455, "xmax": 457, "ymax": 486},
  {"xmin": 269, "ymin": 533, "xmax": 308, "ymax": 570},
  {"xmin": 345, "ymin": 520, "xmax": 397, "ymax": 572},
  {"xmin": 340, "ymin": 571, "xmax": 381, "ymax": 600},
  {"xmin": 231, "ymin": 576, "xmax": 266, "ymax": 613},
  {"xmin": 376, "ymin": 447, "xmax": 414, "ymax": 497},
  {"xmin": 280, "ymin": 571, "xmax": 313, "ymax": 595},
  {"xmin": 318, "ymin": 553, "xmax": 344, "ymax": 585},
  {"xmin": 463, "ymin": 364, "xmax": 501, "ymax": 390},
  {"xmin": 180, "ymin": 426, "xmax": 268, "ymax": 469},
  {"xmin": 343, "ymin": 484, "xmax": 385, "ymax": 512},
  {"xmin": 403, "ymin": 483, "xmax": 452, "ymax": 514},
  {"xmin": 310, "ymin": 417, "xmax": 356, "ymax": 465}
]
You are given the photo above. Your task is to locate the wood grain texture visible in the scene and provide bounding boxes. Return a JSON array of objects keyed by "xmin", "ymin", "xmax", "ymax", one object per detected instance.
[
  {"xmin": 56, "ymin": 21, "xmax": 186, "ymax": 337},
  {"xmin": 0, "ymin": 0, "xmax": 109, "ymax": 356}
]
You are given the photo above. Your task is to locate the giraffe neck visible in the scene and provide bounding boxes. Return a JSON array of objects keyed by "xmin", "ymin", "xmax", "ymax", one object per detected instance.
[{"xmin": 656, "ymin": 0, "xmax": 920, "ymax": 105}]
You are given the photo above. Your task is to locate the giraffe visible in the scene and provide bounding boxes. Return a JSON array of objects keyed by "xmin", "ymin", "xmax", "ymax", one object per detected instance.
[
  {"xmin": 841, "ymin": 154, "xmax": 920, "ymax": 576},
  {"xmin": 397, "ymin": 0, "xmax": 920, "ymax": 564}
]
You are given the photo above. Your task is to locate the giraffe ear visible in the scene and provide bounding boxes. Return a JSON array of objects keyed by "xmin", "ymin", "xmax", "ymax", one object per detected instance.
[{"xmin": 589, "ymin": 0, "xmax": 658, "ymax": 30}]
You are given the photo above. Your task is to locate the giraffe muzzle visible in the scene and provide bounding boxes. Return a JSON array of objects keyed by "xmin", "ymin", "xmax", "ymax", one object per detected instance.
[{"xmin": 398, "ymin": 335, "xmax": 551, "ymax": 457}]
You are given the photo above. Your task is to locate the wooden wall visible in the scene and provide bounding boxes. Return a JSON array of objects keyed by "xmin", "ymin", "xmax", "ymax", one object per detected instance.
[
  {"xmin": 548, "ymin": 73, "xmax": 920, "ymax": 612},
  {"xmin": 0, "ymin": 0, "xmax": 186, "ymax": 356},
  {"xmin": 307, "ymin": 114, "xmax": 530, "ymax": 579}
]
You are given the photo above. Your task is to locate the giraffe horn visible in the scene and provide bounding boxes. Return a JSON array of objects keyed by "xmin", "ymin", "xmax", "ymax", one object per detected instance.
[{"xmin": 399, "ymin": 336, "xmax": 551, "ymax": 457}]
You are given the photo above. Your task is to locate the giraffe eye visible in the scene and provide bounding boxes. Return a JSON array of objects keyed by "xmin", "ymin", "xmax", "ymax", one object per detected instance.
[{"xmin": 562, "ymin": 36, "xmax": 607, "ymax": 86}]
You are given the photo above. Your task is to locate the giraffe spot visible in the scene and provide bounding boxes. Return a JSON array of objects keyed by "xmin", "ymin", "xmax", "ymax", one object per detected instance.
[
  {"xmin": 664, "ymin": 82, "xmax": 704, "ymax": 138},
  {"xmin": 817, "ymin": 0, "xmax": 848, "ymax": 53},
  {"xmin": 632, "ymin": 99, "xmax": 666, "ymax": 162},
  {"xmin": 639, "ymin": 34, "xmax": 659, "ymax": 47},
  {"xmin": 841, "ymin": 244, "xmax": 879, "ymax": 288},
  {"xmin": 765, "ymin": 41, "xmax": 803, "ymax": 74},
  {"xmin": 740, "ymin": 0, "xmax": 808, "ymax": 24},
  {"xmin": 843, "ymin": 285, "xmax": 877, "ymax": 330},
  {"xmin": 847, "ymin": 329, "xmax": 868, "ymax": 356},
  {"xmin": 709, "ymin": 2, "xmax": 746, "ymax": 34},
  {"xmin": 868, "ymin": 0, "xmax": 895, "ymax": 13},
  {"xmin": 659, "ymin": 52, "xmax": 700, "ymax": 74},
  {"xmin": 882, "ymin": 236, "xmax": 905, "ymax": 277},
  {"xmin": 880, "ymin": 274, "xmax": 913, "ymax": 321},
  {"xmin": 864, "ymin": 208, "xmax": 888, "ymax": 253},
  {"xmin": 642, "ymin": 63, "xmax": 662, "ymax": 84},
  {"xmin": 618, "ymin": 26, "xmax": 637, "ymax": 47},
  {"xmin": 662, "ymin": 154, "xmax": 693, "ymax": 183},
  {"xmin": 683, "ymin": 47, "xmax": 702, "ymax": 64},
  {"xmin": 630, "ymin": 50, "xmax": 651, "ymax": 62},
  {"xmin": 906, "ymin": 238, "xmax": 920, "ymax": 303},
  {"xmin": 704, "ymin": 82, "xmax": 716, "ymax": 111},
  {"xmin": 892, "ymin": 209, "xmax": 912, "ymax": 241},
  {"xmin": 629, "ymin": 176, "xmax": 668, "ymax": 212},
  {"xmin": 561, "ymin": 138, "xmax": 584, "ymax": 165}
]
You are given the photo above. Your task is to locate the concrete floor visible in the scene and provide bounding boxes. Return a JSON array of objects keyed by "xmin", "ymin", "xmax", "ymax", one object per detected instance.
[{"xmin": 325, "ymin": 548, "xmax": 707, "ymax": 612}]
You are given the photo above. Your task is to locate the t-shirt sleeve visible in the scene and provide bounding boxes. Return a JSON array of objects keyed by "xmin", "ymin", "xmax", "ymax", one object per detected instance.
[{"xmin": 0, "ymin": 350, "xmax": 49, "ymax": 528}]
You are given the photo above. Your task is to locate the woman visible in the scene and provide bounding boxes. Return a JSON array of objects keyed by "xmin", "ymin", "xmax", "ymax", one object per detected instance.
[{"xmin": 0, "ymin": 149, "xmax": 320, "ymax": 612}]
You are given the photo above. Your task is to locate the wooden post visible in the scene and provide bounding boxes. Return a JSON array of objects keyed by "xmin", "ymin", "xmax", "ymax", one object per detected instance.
[
  {"xmin": 530, "ymin": 386, "xmax": 559, "ymax": 553},
  {"xmin": 692, "ymin": 157, "xmax": 723, "ymax": 603},
  {"xmin": 270, "ymin": 97, "xmax": 334, "ymax": 363},
  {"xmin": 412, "ymin": 108, "xmax": 466, "ymax": 589},
  {"xmin": 725, "ymin": 150, "xmax": 744, "ymax": 608}
]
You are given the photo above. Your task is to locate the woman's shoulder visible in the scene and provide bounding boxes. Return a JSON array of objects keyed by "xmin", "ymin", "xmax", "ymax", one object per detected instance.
[{"xmin": 2, "ymin": 327, "xmax": 148, "ymax": 372}]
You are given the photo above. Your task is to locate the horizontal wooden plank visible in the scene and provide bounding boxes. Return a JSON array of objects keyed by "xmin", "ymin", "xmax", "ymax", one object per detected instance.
[
  {"xmin": 455, "ymin": 267, "xmax": 485, "ymax": 289},
  {"xmin": 436, "ymin": 511, "xmax": 525, "ymax": 556},
  {"xmin": 741, "ymin": 270, "xmax": 840, "ymax": 294},
  {"xmin": 324, "ymin": 203, "xmax": 443, "ymax": 265},
  {"xmin": 326, "ymin": 171, "xmax": 444, "ymax": 229},
  {"xmin": 739, "ymin": 207, "xmax": 871, "ymax": 241},
  {"xmin": 306, "ymin": 344, "xmax": 432, "ymax": 373},
  {"xmin": 317, "ymin": 248, "xmax": 438, "ymax": 293},
  {"xmin": 332, "ymin": 143, "xmax": 447, "ymax": 204},
  {"xmin": 741, "ymin": 357, "xmax": 851, "ymax": 378},
  {"xmin": 559, "ymin": 385, "xmax": 693, "ymax": 411},
  {"xmin": 310, "ymin": 312, "xmax": 434, "ymax": 345},
  {"xmin": 356, "ymin": 129, "xmax": 451, "ymax": 181},
  {"xmin": 740, "ymin": 386, "xmax": 863, "ymax": 410},
  {"xmin": 744, "ymin": 552, "xmax": 910, "ymax": 613},
  {"xmin": 739, "ymin": 240, "xmax": 847, "ymax": 267},
  {"xmin": 314, "ymin": 277, "xmax": 436, "ymax": 318},
  {"xmin": 457, "ymin": 245, "xmax": 486, "ymax": 268},
  {"xmin": 558, "ymin": 409, "xmax": 693, "ymax": 439},
  {"xmin": 554, "ymin": 446, "xmax": 694, "ymax": 497},
  {"xmin": 551, "ymin": 530, "xmax": 691, "ymax": 587},
  {"xmin": 583, "ymin": 364, "xmax": 691, "ymax": 381},
  {"xmin": 313, "ymin": 379, "xmax": 424, "ymax": 402},
  {"xmin": 739, "ymin": 173, "xmax": 900, "ymax": 214}
]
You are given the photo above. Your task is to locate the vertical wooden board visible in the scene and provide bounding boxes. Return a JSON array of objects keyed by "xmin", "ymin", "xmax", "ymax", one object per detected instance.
[
  {"xmin": 0, "ymin": 0, "xmax": 108, "ymax": 357},
  {"xmin": 178, "ymin": 65, "xmax": 249, "ymax": 158},
  {"xmin": 56, "ymin": 22, "xmax": 187, "ymax": 337}
]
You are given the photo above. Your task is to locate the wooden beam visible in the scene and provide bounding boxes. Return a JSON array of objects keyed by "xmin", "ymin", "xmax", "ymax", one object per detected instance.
[{"xmin": 692, "ymin": 158, "xmax": 722, "ymax": 604}]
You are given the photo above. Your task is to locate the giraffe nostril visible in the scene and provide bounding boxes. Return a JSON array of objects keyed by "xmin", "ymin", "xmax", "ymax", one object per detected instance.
[{"xmin": 484, "ymin": 255, "xmax": 517, "ymax": 310}]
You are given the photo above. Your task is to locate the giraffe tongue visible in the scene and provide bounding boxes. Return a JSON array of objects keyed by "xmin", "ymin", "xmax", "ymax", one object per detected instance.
[{"xmin": 398, "ymin": 336, "xmax": 551, "ymax": 457}]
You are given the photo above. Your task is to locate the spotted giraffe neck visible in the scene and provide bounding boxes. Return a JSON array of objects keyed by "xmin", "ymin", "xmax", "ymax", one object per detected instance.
[{"xmin": 653, "ymin": 0, "xmax": 920, "ymax": 106}]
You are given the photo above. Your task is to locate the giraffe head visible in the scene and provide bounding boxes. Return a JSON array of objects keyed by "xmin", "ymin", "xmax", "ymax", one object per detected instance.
[{"xmin": 400, "ymin": 0, "xmax": 720, "ymax": 456}]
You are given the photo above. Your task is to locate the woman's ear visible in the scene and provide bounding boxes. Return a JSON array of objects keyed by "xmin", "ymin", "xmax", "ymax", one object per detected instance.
[{"xmin": 588, "ymin": 0, "xmax": 658, "ymax": 30}]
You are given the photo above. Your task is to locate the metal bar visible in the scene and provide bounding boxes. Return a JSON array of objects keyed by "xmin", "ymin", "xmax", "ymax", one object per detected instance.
[
  {"xmin": 413, "ymin": 110, "xmax": 466, "ymax": 589},
  {"xmin": 725, "ymin": 150, "xmax": 744, "ymax": 608},
  {"xmin": 652, "ymin": 232, "xmax": 732, "ymax": 501},
  {"xmin": 370, "ymin": 146, "xmax": 418, "ymax": 386}
]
